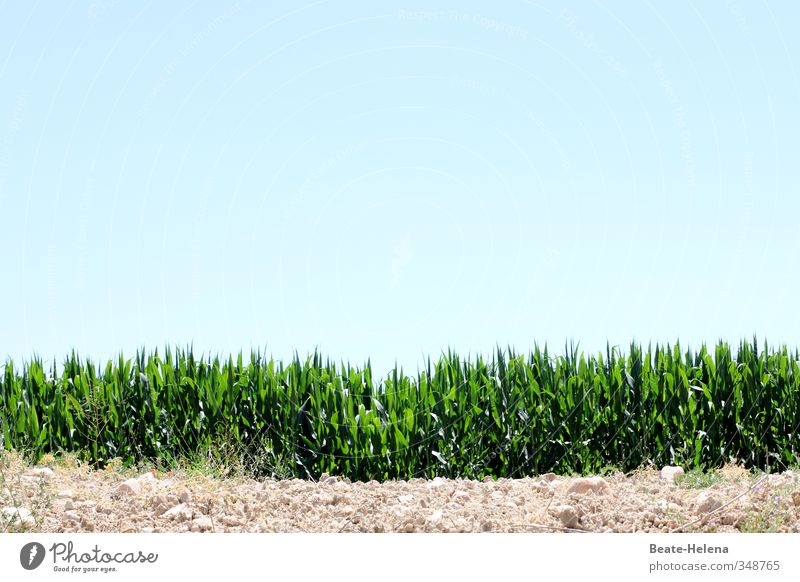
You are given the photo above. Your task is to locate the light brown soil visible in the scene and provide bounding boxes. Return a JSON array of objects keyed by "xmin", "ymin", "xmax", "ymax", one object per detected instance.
[{"xmin": 2, "ymin": 453, "xmax": 799, "ymax": 533}]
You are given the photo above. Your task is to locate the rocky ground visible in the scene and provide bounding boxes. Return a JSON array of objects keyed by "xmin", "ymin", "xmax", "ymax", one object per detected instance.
[{"xmin": 2, "ymin": 453, "xmax": 799, "ymax": 533}]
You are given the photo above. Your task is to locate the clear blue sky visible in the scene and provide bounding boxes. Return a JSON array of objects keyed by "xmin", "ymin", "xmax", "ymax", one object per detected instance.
[{"xmin": 1, "ymin": 1, "xmax": 798, "ymax": 375}]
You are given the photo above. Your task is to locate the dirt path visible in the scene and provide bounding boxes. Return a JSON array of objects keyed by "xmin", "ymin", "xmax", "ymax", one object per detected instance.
[{"xmin": 2, "ymin": 454, "xmax": 799, "ymax": 533}]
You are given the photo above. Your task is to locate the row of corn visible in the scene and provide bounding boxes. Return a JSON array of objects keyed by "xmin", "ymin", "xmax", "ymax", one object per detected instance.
[{"xmin": 1, "ymin": 339, "xmax": 798, "ymax": 480}]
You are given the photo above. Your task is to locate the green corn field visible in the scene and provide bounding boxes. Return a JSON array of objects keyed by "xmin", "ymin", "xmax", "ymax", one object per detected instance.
[{"xmin": 1, "ymin": 338, "xmax": 799, "ymax": 481}]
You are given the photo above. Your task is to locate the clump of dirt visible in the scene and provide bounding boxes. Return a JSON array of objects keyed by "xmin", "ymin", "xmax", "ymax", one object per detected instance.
[{"xmin": 2, "ymin": 453, "xmax": 799, "ymax": 533}]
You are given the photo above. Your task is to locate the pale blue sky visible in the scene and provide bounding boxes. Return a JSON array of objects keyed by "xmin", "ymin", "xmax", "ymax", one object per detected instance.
[{"xmin": 1, "ymin": 1, "xmax": 798, "ymax": 374}]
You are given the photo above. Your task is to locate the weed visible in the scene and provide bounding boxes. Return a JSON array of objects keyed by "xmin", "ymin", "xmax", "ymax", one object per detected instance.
[{"xmin": 676, "ymin": 468, "xmax": 724, "ymax": 489}]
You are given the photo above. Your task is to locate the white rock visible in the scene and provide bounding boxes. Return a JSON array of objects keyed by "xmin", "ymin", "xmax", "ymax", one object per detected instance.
[
  {"xmin": 397, "ymin": 494, "xmax": 413, "ymax": 504},
  {"xmin": 428, "ymin": 510, "xmax": 443, "ymax": 525},
  {"xmin": 191, "ymin": 517, "xmax": 213, "ymax": 532},
  {"xmin": 1, "ymin": 506, "xmax": 34, "ymax": 526},
  {"xmin": 661, "ymin": 466, "xmax": 685, "ymax": 483},
  {"xmin": 452, "ymin": 490, "xmax": 470, "ymax": 503},
  {"xmin": 390, "ymin": 505, "xmax": 408, "ymax": 518},
  {"xmin": 29, "ymin": 467, "xmax": 55, "ymax": 479},
  {"xmin": 64, "ymin": 510, "xmax": 81, "ymax": 523},
  {"xmin": 220, "ymin": 515, "xmax": 243, "ymax": 527},
  {"xmin": 142, "ymin": 527, "xmax": 155, "ymax": 533},
  {"xmin": 163, "ymin": 503, "xmax": 193, "ymax": 522},
  {"xmin": 766, "ymin": 474, "xmax": 784, "ymax": 485},
  {"xmin": 427, "ymin": 477, "xmax": 446, "ymax": 489},
  {"xmin": 152, "ymin": 498, "xmax": 169, "ymax": 516},
  {"xmin": 695, "ymin": 491, "xmax": 723, "ymax": 515},
  {"xmin": 115, "ymin": 478, "xmax": 141, "ymax": 496},
  {"xmin": 334, "ymin": 507, "xmax": 354, "ymax": 518},
  {"xmin": 138, "ymin": 472, "xmax": 158, "ymax": 487},
  {"xmin": 567, "ymin": 477, "xmax": 609, "ymax": 495},
  {"xmin": 553, "ymin": 505, "xmax": 580, "ymax": 528},
  {"xmin": 655, "ymin": 499, "xmax": 682, "ymax": 514},
  {"xmin": 57, "ymin": 489, "xmax": 73, "ymax": 499}
]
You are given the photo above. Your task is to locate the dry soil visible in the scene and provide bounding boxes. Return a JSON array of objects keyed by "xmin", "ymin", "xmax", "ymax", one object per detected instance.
[{"xmin": 2, "ymin": 454, "xmax": 799, "ymax": 533}]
